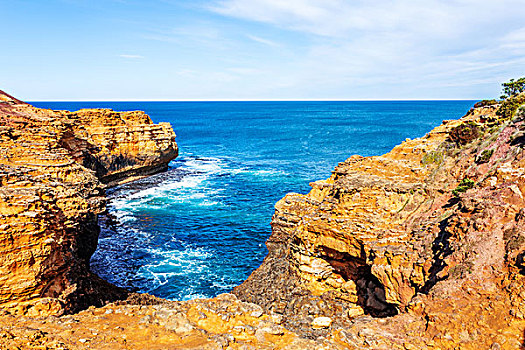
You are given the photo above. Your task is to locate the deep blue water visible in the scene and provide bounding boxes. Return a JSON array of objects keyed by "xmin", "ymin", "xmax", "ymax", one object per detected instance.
[{"xmin": 32, "ymin": 100, "xmax": 475, "ymax": 300}]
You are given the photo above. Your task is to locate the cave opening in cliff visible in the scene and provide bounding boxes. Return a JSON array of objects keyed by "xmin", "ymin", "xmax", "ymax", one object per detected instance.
[{"xmin": 321, "ymin": 246, "xmax": 398, "ymax": 317}]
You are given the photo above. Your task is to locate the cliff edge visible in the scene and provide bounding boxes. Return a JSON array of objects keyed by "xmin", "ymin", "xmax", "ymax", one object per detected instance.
[
  {"xmin": 0, "ymin": 91, "xmax": 178, "ymax": 316},
  {"xmin": 233, "ymin": 99, "xmax": 525, "ymax": 348},
  {"xmin": 2, "ymin": 92, "xmax": 525, "ymax": 349}
]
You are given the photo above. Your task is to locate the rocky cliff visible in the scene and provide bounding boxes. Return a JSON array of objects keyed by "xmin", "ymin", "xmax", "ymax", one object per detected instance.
[
  {"xmin": 233, "ymin": 99, "xmax": 525, "ymax": 348},
  {"xmin": 0, "ymin": 90, "xmax": 177, "ymax": 316},
  {"xmin": 2, "ymin": 91, "xmax": 525, "ymax": 349}
]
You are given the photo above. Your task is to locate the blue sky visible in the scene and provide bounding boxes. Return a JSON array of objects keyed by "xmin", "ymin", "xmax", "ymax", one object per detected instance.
[{"xmin": 2, "ymin": 0, "xmax": 525, "ymax": 100}]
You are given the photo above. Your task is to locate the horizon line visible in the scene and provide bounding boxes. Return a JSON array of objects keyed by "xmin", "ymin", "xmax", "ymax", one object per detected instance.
[{"xmin": 29, "ymin": 98, "xmax": 481, "ymax": 103}]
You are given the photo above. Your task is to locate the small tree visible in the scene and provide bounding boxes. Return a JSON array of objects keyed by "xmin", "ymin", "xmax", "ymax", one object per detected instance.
[{"xmin": 501, "ymin": 77, "xmax": 525, "ymax": 99}]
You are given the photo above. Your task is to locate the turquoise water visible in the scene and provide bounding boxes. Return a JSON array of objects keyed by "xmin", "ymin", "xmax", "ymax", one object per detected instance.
[{"xmin": 33, "ymin": 101, "xmax": 474, "ymax": 300}]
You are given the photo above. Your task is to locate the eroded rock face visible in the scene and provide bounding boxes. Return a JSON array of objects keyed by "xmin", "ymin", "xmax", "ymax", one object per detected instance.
[
  {"xmin": 58, "ymin": 108, "xmax": 178, "ymax": 186},
  {"xmin": 3, "ymin": 88, "xmax": 525, "ymax": 348},
  {"xmin": 235, "ymin": 103, "xmax": 525, "ymax": 347},
  {"xmin": 0, "ymin": 90, "xmax": 178, "ymax": 316}
]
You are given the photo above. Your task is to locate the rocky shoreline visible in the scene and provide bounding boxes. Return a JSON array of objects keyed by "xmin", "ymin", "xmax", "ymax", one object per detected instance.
[
  {"xmin": 2, "ymin": 91, "xmax": 525, "ymax": 349},
  {"xmin": 0, "ymin": 90, "xmax": 177, "ymax": 316}
]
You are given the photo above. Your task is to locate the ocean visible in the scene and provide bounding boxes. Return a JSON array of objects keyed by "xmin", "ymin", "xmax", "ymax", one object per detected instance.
[{"xmin": 32, "ymin": 100, "xmax": 475, "ymax": 300}]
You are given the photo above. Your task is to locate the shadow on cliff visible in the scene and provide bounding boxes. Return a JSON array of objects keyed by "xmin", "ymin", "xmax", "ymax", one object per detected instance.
[
  {"xmin": 59, "ymin": 129, "xmax": 172, "ymax": 187},
  {"xmin": 58, "ymin": 130, "xmax": 108, "ymax": 179},
  {"xmin": 420, "ymin": 216, "xmax": 454, "ymax": 294},
  {"xmin": 322, "ymin": 246, "xmax": 398, "ymax": 318},
  {"xmin": 40, "ymin": 206, "xmax": 132, "ymax": 314}
]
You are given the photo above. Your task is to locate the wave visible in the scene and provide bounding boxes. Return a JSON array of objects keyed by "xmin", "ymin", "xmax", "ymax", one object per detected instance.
[
  {"xmin": 92, "ymin": 154, "xmax": 280, "ymax": 300},
  {"xmin": 106, "ymin": 155, "xmax": 288, "ymax": 217},
  {"xmin": 138, "ymin": 246, "xmax": 212, "ymax": 283}
]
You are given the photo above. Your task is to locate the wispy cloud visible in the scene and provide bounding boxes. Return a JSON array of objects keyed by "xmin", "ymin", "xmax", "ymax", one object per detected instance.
[
  {"xmin": 208, "ymin": 0, "xmax": 525, "ymax": 98},
  {"xmin": 210, "ymin": 0, "xmax": 525, "ymax": 39},
  {"xmin": 119, "ymin": 54, "xmax": 144, "ymax": 59},
  {"xmin": 142, "ymin": 24, "xmax": 221, "ymax": 44},
  {"xmin": 246, "ymin": 34, "xmax": 280, "ymax": 47}
]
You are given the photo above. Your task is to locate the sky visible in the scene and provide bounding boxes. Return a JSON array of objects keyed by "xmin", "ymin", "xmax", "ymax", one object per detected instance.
[{"xmin": 1, "ymin": 0, "xmax": 525, "ymax": 101}]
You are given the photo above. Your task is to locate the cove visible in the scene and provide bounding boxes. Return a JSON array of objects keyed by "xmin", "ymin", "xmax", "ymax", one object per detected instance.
[{"xmin": 33, "ymin": 100, "xmax": 476, "ymax": 300}]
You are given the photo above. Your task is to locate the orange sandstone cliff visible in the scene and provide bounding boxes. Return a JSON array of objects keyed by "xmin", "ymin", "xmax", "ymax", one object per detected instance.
[
  {"xmin": 233, "ymin": 99, "xmax": 525, "ymax": 348},
  {"xmin": 2, "ymin": 91, "xmax": 525, "ymax": 349},
  {"xmin": 0, "ymin": 90, "xmax": 177, "ymax": 316}
]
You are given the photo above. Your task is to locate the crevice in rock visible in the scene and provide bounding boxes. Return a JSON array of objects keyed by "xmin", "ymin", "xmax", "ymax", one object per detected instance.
[
  {"xmin": 58, "ymin": 129, "xmax": 107, "ymax": 178},
  {"xmin": 321, "ymin": 246, "xmax": 398, "ymax": 317},
  {"xmin": 420, "ymin": 217, "xmax": 454, "ymax": 293}
]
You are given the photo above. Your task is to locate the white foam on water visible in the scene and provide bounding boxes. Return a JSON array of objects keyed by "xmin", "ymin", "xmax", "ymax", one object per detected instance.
[
  {"xmin": 107, "ymin": 156, "xmax": 286, "ymax": 218},
  {"xmin": 210, "ymin": 278, "xmax": 237, "ymax": 290},
  {"xmin": 106, "ymin": 157, "xmax": 233, "ymax": 215},
  {"xmin": 111, "ymin": 212, "xmax": 136, "ymax": 223},
  {"xmin": 183, "ymin": 157, "xmax": 225, "ymax": 174},
  {"xmin": 146, "ymin": 244, "xmax": 212, "ymax": 261},
  {"xmin": 137, "ymin": 245, "xmax": 213, "ymax": 292},
  {"xmin": 94, "ymin": 155, "xmax": 262, "ymax": 299},
  {"xmin": 181, "ymin": 292, "xmax": 208, "ymax": 301}
]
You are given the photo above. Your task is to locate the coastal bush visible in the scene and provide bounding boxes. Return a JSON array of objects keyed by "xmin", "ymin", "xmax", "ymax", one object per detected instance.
[
  {"xmin": 473, "ymin": 99, "xmax": 498, "ymax": 108},
  {"xmin": 496, "ymin": 94, "xmax": 525, "ymax": 120},
  {"xmin": 500, "ymin": 77, "xmax": 525, "ymax": 99},
  {"xmin": 449, "ymin": 261, "xmax": 474, "ymax": 278},
  {"xmin": 514, "ymin": 105, "xmax": 525, "ymax": 122},
  {"xmin": 476, "ymin": 149, "xmax": 494, "ymax": 164},
  {"xmin": 421, "ymin": 150, "xmax": 443, "ymax": 165},
  {"xmin": 449, "ymin": 122, "xmax": 480, "ymax": 145},
  {"xmin": 452, "ymin": 178, "xmax": 475, "ymax": 197}
]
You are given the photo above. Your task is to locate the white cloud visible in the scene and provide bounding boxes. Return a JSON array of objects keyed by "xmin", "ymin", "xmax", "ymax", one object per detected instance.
[
  {"xmin": 246, "ymin": 34, "xmax": 280, "ymax": 47},
  {"xmin": 208, "ymin": 0, "xmax": 525, "ymax": 98},
  {"xmin": 211, "ymin": 0, "xmax": 525, "ymax": 39},
  {"xmin": 119, "ymin": 54, "xmax": 144, "ymax": 59}
]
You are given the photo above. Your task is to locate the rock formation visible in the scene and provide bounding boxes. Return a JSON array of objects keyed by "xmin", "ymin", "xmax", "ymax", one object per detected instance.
[
  {"xmin": 0, "ymin": 90, "xmax": 177, "ymax": 316},
  {"xmin": 233, "ymin": 100, "xmax": 525, "ymax": 348},
  {"xmin": 2, "ymin": 90, "xmax": 525, "ymax": 349}
]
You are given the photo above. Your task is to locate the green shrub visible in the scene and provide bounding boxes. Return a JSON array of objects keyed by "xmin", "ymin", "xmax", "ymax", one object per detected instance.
[
  {"xmin": 496, "ymin": 94, "xmax": 525, "ymax": 120},
  {"xmin": 452, "ymin": 178, "xmax": 475, "ymax": 197},
  {"xmin": 421, "ymin": 151, "xmax": 443, "ymax": 165},
  {"xmin": 501, "ymin": 77, "xmax": 525, "ymax": 99},
  {"xmin": 476, "ymin": 149, "xmax": 494, "ymax": 164},
  {"xmin": 473, "ymin": 99, "xmax": 498, "ymax": 108}
]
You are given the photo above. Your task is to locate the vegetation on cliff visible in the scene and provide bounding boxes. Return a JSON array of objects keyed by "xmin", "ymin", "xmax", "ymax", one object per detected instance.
[
  {"xmin": 500, "ymin": 77, "xmax": 525, "ymax": 99},
  {"xmin": 496, "ymin": 77, "xmax": 525, "ymax": 120}
]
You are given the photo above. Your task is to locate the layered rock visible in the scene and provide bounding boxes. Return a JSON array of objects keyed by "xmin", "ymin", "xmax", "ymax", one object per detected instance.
[
  {"xmin": 3, "ymin": 88, "xmax": 525, "ymax": 348},
  {"xmin": 0, "ymin": 90, "xmax": 178, "ymax": 316},
  {"xmin": 58, "ymin": 108, "xmax": 177, "ymax": 186},
  {"xmin": 234, "ymin": 101, "xmax": 525, "ymax": 347}
]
